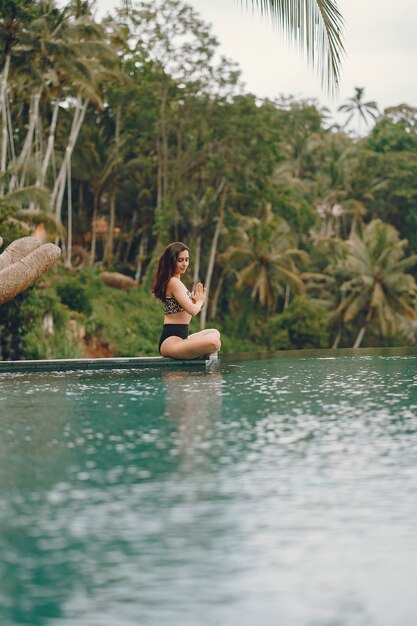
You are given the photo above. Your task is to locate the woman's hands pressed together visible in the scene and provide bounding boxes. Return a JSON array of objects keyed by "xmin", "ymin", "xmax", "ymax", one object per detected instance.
[{"xmin": 192, "ymin": 282, "xmax": 206, "ymax": 307}]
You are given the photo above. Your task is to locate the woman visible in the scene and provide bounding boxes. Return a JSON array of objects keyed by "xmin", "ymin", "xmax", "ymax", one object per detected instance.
[{"xmin": 152, "ymin": 242, "xmax": 221, "ymax": 359}]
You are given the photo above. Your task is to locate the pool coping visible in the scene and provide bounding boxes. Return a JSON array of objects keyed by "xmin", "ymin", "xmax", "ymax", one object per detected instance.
[{"xmin": 0, "ymin": 352, "xmax": 219, "ymax": 373}]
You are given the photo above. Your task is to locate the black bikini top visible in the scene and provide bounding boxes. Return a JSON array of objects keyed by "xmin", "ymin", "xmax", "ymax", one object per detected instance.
[{"xmin": 163, "ymin": 290, "xmax": 192, "ymax": 314}]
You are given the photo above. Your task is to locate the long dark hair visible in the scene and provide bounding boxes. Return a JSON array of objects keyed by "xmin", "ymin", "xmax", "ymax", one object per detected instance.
[{"xmin": 152, "ymin": 242, "xmax": 190, "ymax": 301}]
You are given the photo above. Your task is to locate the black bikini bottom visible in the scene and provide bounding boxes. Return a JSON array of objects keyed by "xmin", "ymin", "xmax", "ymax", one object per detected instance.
[{"xmin": 158, "ymin": 324, "xmax": 189, "ymax": 354}]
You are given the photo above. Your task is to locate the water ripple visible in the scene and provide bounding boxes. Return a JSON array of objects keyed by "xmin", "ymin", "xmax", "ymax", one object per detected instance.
[{"xmin": 0, "ymin": 352, "xmax": 417, "ymax": 625}]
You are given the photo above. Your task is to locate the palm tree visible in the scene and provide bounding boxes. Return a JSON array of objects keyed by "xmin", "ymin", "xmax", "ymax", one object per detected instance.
[
  {"xmin": 33, "ymin": 5, "xmax": 113, "ymax": 189},
  {"xmin": 72, "ymin": 122, "xmax": 126, "ymax": 266},
  {"xmin": 332, "ymin": 219, "xmax": 417, "ymax": 348},
  {"xmin": 1, "ymin": 190, "xmax": 63, "ymax": 247},
  {"xmin": 48, "ymin": 17, "xmax": 120, "ymax": 227},
  {"xmin": 314, "ymin": 131, "xmax": 389, "ymax": 239},
  {"xmin": 0, "ymin": 1, "xmax": 37, "ymax": 195},
  {"xmin": 338, "ymin": 87, "xmax": 379, "ymax": 136},
  {"xmin": 313, "ymin": 132, "xmax": 352, "ymax": 237},
  {"xmin": 1, "ymin": 1, "xmax": 120, "ymax": 228},
  {"xmin": 119, "ymin": 0, "xmax": 345, "ymax": 93},
  {"xmin": 221, "ymin": 207, "xmax": 308, "ymax": 313}
]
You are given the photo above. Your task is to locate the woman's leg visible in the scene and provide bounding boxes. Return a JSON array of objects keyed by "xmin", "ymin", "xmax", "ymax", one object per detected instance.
[
  {"xmin": 160, "ymin": 329, "xmax": 221, "ymax": 359},
  {"xmin": 188, "ymin": 328, "xmax": 221, "ymax": 340}
]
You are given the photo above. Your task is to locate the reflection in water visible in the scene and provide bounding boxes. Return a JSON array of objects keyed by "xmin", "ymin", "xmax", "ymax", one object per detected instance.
[
  {"xmin": 162, "ymin": 369, "xmax": 222, "ymax": 467},
  {"xmin": 0, "ymin": 353, "xmax": 417, "ymax": 626}
]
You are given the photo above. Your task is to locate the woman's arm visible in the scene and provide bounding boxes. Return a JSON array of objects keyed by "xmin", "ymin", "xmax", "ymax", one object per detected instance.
[{"xmin": 168, "ymin": 277, "xmax": 206, "ymax": 316}]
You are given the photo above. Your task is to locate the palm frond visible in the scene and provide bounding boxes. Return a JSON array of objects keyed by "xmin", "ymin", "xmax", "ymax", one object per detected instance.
[
  {"xmin": 248, "ymin": 0, "xmax": 345, "ymax": 93},
  {"xmin": 0, "ymin": 186, "xmax": 50, "ymax": 212},
  {"xmin": 387, "ymin": 292, "xmax": 417, "ymax": 320},
  {"xmin": 370, "ymin": 282, "xmax": 385, "ymax": 309},
  {"xmin": 343, "ymin": 290, "xmax": 370, "ymax": 323},
  {"xmin": 271, "ymin": 248, "xmax": 309, "ymax": 265},
  {"xmin": 394, "ymin": 255, "xmax": 417, "ymax": 273},
  {"xmin": 236, "ymin": 261, "xmax": 258, "ymax": 289},
  {"xmin": 273, "ymin": 265, "xmax": 305, "ymax": 293},
  {"xmin": 15, "ymin": 208, "xmax": 64, "ymax": 237}
]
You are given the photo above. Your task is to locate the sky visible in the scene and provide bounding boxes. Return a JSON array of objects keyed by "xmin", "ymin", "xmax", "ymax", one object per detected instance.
[{"xmin": 95, "ymin": 0, "xmax": 417, "ymax": 118}]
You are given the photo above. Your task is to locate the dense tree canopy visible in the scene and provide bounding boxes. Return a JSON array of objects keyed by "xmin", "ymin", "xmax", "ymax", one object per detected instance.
[{"xmin": 1, "ymin": 0, "xmax": 417, "ymax": 356}]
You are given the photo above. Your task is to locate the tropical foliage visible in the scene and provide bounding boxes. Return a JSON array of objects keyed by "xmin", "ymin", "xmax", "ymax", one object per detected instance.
[
  {"xmin": 338, "ymin": 87, "xmax": 379, "ymax": 136},
  {"xmin": 331, "ymin": 220, "xmax": 417, "ymax": 348},
  {"xmin": 221, "ymin": 209, "xmax": 307, "ymax": 313},
  {"xmin": 1, "ymin": 0, "xmax": 417, "ymax": 358}
]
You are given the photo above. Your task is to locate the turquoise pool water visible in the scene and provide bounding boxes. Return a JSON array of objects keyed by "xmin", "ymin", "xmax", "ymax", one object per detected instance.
[{"xmin": 1, "ymin": 350, "xmax": 417, "ymax": 625}]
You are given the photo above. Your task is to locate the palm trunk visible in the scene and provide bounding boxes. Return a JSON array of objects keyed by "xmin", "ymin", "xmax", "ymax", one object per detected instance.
[
  {"xmin": 0, "ymin": 54, "xmax": 10, "ymax": 121},
  {"xmin": 55, "ymin": 99, "xmax": 89, "ymax": 221},
  {"xmin": 39, "ymin": 100, "xmax": 59, "ymax": 186},
  {"xmin": 353, "ymin": 326, "xmax": 366, "ymax": 349},
  {"xmin": 124, "ymin": 213, "xmax": 137, "ymax": 263},
  {"xmin": 104, "ymin": 105, "xmax": 121, "ymax": 266},
  {"xmin": 210, "ymin": 270, "xmax": 224, "ymax": 319},
  {"xmin": 155, "ymin": 86, "xmax": 169, "ymax": 239},
  {"xmin": 193, "ymin": 234, "xmax": 201, "ymax": 287},
  {"xmin": 35, "ymin": 107, "xmax": 42, "ymax": 184},
  {"xmin": 332, "ymin": 329, "xmax": 342, "ymax": 349},
  {"xmin": 90, "ymin": 191, "xmax": 99, "ymax": 267},
  {"xmin": 135, "ymin": 227, "xmax": 148, "ymax": 284},
  {"xmin": 284, "ymin": 285, "xmax": 291, "ymax": 310},
  {"xmin": 353, "ymin": 308, "xmax": 372, "ymax": 348},
  {"xmin": 52, "ymin": 97, "xmax": 89, "ymax": 224},
  {"xmin": 0, "ymin": 121, "xmax": 7, "ymax": 196},
  {"xmin": 9, "ymin": 89, "xmax": 43, "ymax": 191},
  {"xmin": 21, "ymin": 89, "xmax": 42, "ymax": 185},
  {"xmin": 115, "ymin": 236, "xmax": 123, "ymax": 265},
  {"xmin": 161, "ymin": 88, "xmax": 169, "ymax": 208},
  {"xmin": 200, "ymin": 180, "xmax": 227, "ymax": 330},
  {"xmin": 5, "ymin": 88, "xmax": 15, "ymax": 164},
  {"xmin": 65, "ymin": 156, "xmax": 73, "ymax": 268},
  {"xmin": 104, "ymin": 189, "xmax": 116, "ymax": 265},
  {"xmin": 156, "ymin": 143, "xmax": 162, "ymax": 215},
  {"xmin": 124, "ymin": 235, "xmax": 133, "ymax": 263},
  {"xmin": 0, "ymin": 54, "xmax": 11, "ymax": 195}
]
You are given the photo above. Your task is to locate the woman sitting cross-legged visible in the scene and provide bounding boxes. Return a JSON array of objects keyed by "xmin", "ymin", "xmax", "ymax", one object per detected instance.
[{"xmin": 152, "ymin": 242, "xmax": 221, "ymax": 359}]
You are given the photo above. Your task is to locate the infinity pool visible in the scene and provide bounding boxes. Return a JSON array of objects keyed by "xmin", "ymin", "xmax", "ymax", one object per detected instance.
[{"xmin": 1, "ymin": 350, "xmax": 417, "ymax": 626}]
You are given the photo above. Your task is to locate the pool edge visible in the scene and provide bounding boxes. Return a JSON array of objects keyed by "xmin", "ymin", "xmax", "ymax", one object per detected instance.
[{"xmin": 0, "ymin": 352, "xmax": 219, "ymax": 373}]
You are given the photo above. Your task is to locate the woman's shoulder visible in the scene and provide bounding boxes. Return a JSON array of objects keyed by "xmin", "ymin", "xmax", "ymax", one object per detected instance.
[{"xmin": 166, "ymin": 276, "xmax": 183, "ymax": 296}]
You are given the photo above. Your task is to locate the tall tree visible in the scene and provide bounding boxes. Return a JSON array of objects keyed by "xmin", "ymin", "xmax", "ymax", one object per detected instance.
[
  {"xmin": 221, "ymin": 208, "xmax": 308, "ymax": 314},
  {"xmin": 332, "ymin": 219, "xmax": 417, "ymax": 348},
  {"xmin": 338, "ymin": 87, "xmax": 379, "ymax": 136}
]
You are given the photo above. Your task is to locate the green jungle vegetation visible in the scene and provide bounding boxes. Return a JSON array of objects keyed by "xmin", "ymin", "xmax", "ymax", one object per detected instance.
[{"xmin": 1, "ymin": 0, "xmax": 417, "ymax": 360}]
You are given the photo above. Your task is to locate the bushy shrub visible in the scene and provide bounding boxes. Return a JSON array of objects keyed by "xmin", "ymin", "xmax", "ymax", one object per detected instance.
[
  {"xmin": 0, "ymin": 290, "xmax": 33, "ymax": 360},
  {"xmin": 87, "ymin": 285, "xmax": 162, "ymax": 356},
  {"xmin": 265, "ymin": 296, "xmax": 329, "ymax": 350},
  {"xmin": 0, "ymin": 219, "xmax": 28, "ymax": 249},
  {"xmin": 56, "ymin": 276, "xmax": 93, "ymax": 316},
  {"xmin": 0, "ymin": 286, "xmax": 82, "ymax": 360}
]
